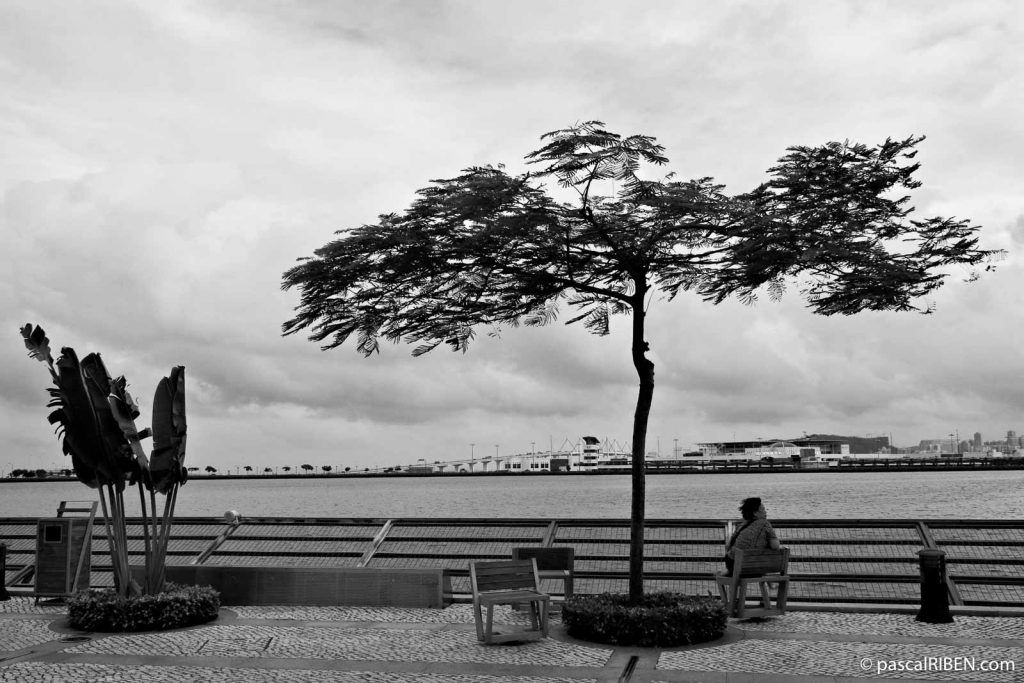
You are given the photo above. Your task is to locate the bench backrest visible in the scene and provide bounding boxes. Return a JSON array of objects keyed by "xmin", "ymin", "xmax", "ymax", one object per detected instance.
[
  {"xmin": 470, "ymin": 559, "xmax": 540, "ymax": 594},
  {"xmin": 733, "ymin": 547, "xmax": 789, "ymax": 576},
  {"xmin": 511, "ymin": 546, "xmax": 574, "ymax": 571}
]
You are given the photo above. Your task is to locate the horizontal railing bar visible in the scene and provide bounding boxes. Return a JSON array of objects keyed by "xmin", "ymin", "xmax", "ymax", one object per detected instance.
[{"xmin": 9, "ymin": 516, "xmax": 1022, "ymax": 525}]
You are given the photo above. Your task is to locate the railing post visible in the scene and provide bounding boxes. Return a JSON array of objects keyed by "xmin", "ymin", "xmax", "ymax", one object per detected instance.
[
  {"xmin": 915, "ymin": 548, "xmax": 953, "ymax": 623},
  {"xmin": 1, "ymin": 543, "xmax": 10, "ymax": 600}
]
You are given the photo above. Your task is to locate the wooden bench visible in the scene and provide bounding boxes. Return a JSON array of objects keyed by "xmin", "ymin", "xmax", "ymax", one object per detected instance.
[
  {"xmin": 715, "ymin": 547, "xmax": 790, "ymax": 618},
  {"xmin": 511, "ymin": 546, "xmax": 574, "ymax": 601},
  {"xmin": 469, "ymin": 559, "xmax": 550, "ymax": 644}
]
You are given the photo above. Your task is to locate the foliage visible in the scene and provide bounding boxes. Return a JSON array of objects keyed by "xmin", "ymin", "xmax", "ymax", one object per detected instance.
[
  {"xmin": 20, "ymin": 324, "xmax": 187, "ymax": 597},
  {"xmin": 561, "ymin": 592, "xmax": 727, "ymax": 647},
  {"xmin": 281, "ymin": 121, "xmax": 1000, "ymax": 600},
  {"xmin": 67, "ymin": 583, "xmax": 219, "ymax": 632},
  {"xmin": 9, "ymin": 468, "xmax": 51, "ymax": 478}
]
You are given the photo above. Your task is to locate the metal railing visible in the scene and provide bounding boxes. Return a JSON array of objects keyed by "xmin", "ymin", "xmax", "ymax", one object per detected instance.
[{"xmin": 2, "ymin": 516, "xmax": 1021, "ymax": 606}]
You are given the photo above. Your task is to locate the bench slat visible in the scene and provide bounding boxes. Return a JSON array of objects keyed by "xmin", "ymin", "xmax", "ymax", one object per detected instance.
[
  {"xmin": 476, "ymin": 589, "xmax": 547, "ymax": 605},
  {"xmin": 472, "ymin": 559, "xmax": 540, "ymax": 592}
]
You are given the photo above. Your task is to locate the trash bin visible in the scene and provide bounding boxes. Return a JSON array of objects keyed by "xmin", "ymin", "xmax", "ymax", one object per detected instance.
[{"xmin": 35, "ymin": 517, "xmax": 92, "ymax": 597}]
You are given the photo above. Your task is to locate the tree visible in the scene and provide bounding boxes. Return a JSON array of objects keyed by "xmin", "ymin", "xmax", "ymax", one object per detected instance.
[
  {"xmin": 204, "ymin": 466, "xmax": 217, "ymax": 475},
  {"xmin": 264, "ymin": 467, "xmax": 273, "ymax": 474},
  {"xmin": 322, "ymin": 465, "xmax": 332, "ymax": 473},
  {"xmin": 282, "ymin": 466, "xmax": 292, "ymax": 473},
  {"xmin": 282, "ymin": 121, "xmax": 998, "ymax": 601},
  {"xmin": 244, "ymin": 465, "xmax": 253, "ymax": 473},
  {"xmin": 301, "ymin": 463, "xmax": 314, "ymax": 473}
]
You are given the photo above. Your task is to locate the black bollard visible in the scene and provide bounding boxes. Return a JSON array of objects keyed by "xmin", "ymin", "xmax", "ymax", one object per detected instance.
[
  {"xmin": 0, "ymin": 543, "xmax": 10, "ymax": 601},
  {"xmin": 915, "ymin": 548, "xmax": 953, "ymax": 623}
]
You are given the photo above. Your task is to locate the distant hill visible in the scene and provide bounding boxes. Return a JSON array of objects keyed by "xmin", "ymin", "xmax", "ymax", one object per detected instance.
[{"xmin": 796, "ymin": 433, "xmax": 891, "ymax": 453}]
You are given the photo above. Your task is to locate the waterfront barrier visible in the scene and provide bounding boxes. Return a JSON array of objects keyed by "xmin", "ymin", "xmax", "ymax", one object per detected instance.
[
  {"xmin": 2, "ymin": 516, "xmax": 1021, "ymax": 609},
  {"xmin": 127, "ymin": 564, "xmax": 450, "ymax": 607}
]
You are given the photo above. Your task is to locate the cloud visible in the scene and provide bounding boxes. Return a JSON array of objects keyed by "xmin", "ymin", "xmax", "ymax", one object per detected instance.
[{"xmin": 2, "ymin": 1, "xmax": 1023, "ymax": 474}]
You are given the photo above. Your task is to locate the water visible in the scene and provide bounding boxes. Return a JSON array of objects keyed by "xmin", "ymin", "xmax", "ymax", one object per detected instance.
[{"xmin": 2, "ymin": 470, "xmax": 1022, "ymax": 520}]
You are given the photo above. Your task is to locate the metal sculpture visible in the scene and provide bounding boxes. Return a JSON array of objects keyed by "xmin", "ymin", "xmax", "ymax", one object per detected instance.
[{"xmin": 21, "ymin": 324, "xmax": 187, "ymax": 597}]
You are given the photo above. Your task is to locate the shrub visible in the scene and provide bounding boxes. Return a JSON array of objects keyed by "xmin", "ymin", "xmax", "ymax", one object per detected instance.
[
  {"xmin": 68, "ymin": 583, "xmax": 220, "ymax": 632},
  {"xmin": 561, "ymin": 592, "xmax": 727, "ymax": 647}
]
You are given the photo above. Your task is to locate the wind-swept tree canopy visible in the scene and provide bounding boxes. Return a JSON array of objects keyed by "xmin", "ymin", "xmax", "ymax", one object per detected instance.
[{"xmin": 282, "ymin": 121, "xmax": 999, "ymax": 600}]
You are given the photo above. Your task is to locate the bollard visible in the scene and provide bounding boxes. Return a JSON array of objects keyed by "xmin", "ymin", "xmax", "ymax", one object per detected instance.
[
  {"xmin": 915, "ymin": 548, "xmax": 953, "ymax": 623},
  {"xmin": 0, "ymin": 543, "xmax": 10, "ymax": 601}
]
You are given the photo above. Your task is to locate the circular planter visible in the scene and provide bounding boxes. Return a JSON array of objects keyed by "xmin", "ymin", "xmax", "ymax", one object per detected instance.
[
  {"xmin": 562, "ymin": 592, "xmax": 727, "ymax": 647},
  {"xmin": 67, "ymin": 583, "xmax": 220, "ymax": 632}
]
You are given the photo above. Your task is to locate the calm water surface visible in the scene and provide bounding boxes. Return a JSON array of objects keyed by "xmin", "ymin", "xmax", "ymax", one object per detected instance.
[{"xmin": 2, "ymin": 470, "xmax": 1022, "ymax": 520}]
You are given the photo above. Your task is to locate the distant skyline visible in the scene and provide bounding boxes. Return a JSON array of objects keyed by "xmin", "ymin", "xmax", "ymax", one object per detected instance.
[{"xmin": 3, "ymin": 2, "xmax": 1023, "ymax": 475}]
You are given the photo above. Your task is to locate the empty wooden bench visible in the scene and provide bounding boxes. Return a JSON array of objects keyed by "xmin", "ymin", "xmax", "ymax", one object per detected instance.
[
  {"xmin": 715, "ymin": 547, "xmax": 790, "ymax": 618},
  {"xmin": 469, "ymin": 559, "xmax": 550, "ymax": 644},
  {"xmin": 512, "ymin": 546, "xmax": 574, "ymax": 601}
]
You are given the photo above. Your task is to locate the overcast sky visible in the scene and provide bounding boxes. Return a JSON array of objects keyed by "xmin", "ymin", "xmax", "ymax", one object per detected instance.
[{"xmin": 3, "ymin": 1, "xmax": 1022, "ymax": 475}]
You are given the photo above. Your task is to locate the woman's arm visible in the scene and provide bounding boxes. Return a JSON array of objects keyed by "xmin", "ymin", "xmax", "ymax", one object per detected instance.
[{"xmin": 765, "ymin": 521, "xmax": 781, "ymax": 550}]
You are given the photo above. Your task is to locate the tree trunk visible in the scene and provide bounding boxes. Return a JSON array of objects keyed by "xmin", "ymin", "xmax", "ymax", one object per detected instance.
[{"xmin": 629, "ymin": 291, "xmax": 654, "ymax": 602}]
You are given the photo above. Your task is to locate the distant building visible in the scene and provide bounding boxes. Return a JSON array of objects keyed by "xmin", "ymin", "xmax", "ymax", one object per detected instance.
[{"xmin": 917, "ymin": 439, "xmax": 953, "ymax": 454}]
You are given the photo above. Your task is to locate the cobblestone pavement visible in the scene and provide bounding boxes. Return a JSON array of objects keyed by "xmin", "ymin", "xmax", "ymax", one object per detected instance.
[{"xmin": 1, "ymin": 598, "xmax": 1022, "ymax": 682}]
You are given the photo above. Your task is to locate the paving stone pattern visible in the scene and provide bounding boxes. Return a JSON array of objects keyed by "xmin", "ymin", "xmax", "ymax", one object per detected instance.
[
  {"xmin": 231, "ymin": 604, "xmax": 505, "ymax": 622},
  {"xmin": 659, "ymin": 640, "xmax": 1022, "ymax": 682},
  {"xmin": 62, "ymin": 623, "xmax": 611, "ymax": 666},
  {"xmin": 734, "ymin": 611, "xmax": 1024, "ymax": 640},
  {"xmin": 0, "ymin": 617, "xmax": 61, "ymax": 651},
  {"xmin": 1, "ymin": 663, "xmax": 595, "ymax": 683},
  {"xmin": 3, "ymin": 598, "xmax": 1023, "ymax": 683}
]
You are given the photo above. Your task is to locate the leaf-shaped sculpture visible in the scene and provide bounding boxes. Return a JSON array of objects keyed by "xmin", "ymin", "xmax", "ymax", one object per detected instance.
[
  {"xmin": 44, "ymin": 347, "xmax": 118, "ymax": 488},
  {"xmin": 21, "ymin": 323, "xmax": 54, "ymax": 367},
  {"xmin": 149, "ymin": 366, "xmax": 186, "ymax": 494},
  {"xmin": 108, "ymin": 375, "xmax": 152, "ymax": 487},
  {"xmin": 21, "ymin": 324, "xmax": 190, "ymax": 597},
  {"xmin": 79, "ymin": 353, "xmax": 137, "ymax": 491}
]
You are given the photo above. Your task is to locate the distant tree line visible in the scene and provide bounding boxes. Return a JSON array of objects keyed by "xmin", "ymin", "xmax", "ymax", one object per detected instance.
[{"xmin": 7, "ymin": 468, "xmax": 74, "ymax": 478}]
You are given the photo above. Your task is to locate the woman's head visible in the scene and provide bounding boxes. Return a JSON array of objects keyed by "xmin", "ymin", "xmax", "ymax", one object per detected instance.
[{"xmin": 739, "ymin": 497, "xmax": 764, "ymax": 521}]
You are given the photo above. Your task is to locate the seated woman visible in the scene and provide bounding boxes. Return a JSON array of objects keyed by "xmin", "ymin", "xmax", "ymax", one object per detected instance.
[{"xmin": 724, "ymin": 497, "xmax": 780, "ymax": 574}]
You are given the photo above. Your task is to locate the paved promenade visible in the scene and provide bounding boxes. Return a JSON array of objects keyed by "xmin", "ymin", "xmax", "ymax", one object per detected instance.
[{"xmin": 1, "ymin": 597, "xmax": 1022, "ymax": 682}]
